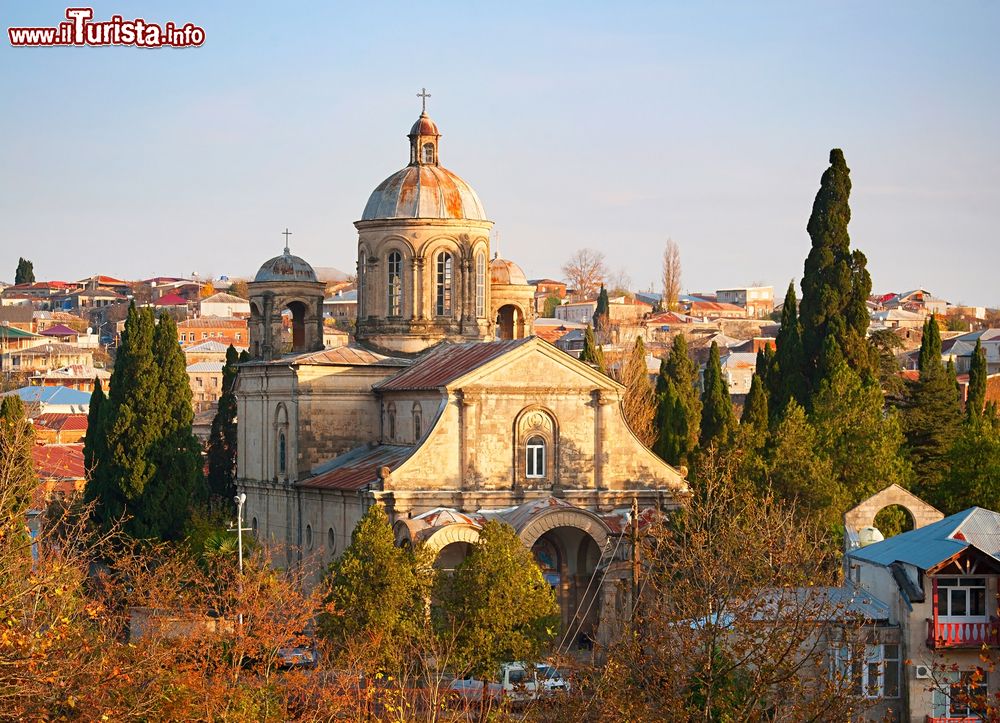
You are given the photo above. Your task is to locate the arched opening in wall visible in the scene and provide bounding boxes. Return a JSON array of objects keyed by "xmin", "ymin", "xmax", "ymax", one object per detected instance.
[
  {"xmin": 435, "ymin": 252, "xmax": 453, "ymax": 316},
  {"xmin": 532, "ymin": 527, "xmax": 603, "ymax": 646},
  {"xmin": 249, "ymin": 301, "xmax": 262, "ymax": 357},
  {"xmin": 874, "ymin": 504, "xmax": 915, "ymax": 538},
  {"xmin": 435, "ymin": 541, "xmax": 472, "ymax": 573},
  {"xmin": 497, "ymin": 304, "xmax": 520, "ymax": 340},
  {"xmin": 387, "ymin": 251, "xmax": 403, "ymax": 316},
  {"xmin": 284, "ymin": 301, "xmax": 307, "ymax": 352}
]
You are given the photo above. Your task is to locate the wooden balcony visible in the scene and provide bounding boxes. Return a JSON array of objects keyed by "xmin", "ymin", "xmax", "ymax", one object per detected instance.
[{"xmin": 926, "ymin": 618, "xmax": 1000, "ymax": 648}]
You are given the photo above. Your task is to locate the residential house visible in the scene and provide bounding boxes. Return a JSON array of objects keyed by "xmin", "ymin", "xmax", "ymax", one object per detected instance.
[
  {"xmin": 200, "ymin": 291, "xmax": 251, "ymax": 318},
  {"xmin": 75, "ymin": 275, "xmax": 131, "ymax": 297},
  {"xmin": 685, "ymin": 300, "xmax": 748, "ymax": 320},
  {"xmin": 871, "ymin": 308, "xmax": 926, "ymax": 330},
  {"xmin": 176, "ymin": 317, "xmax": 248, "ymax": 348},
  {"xmin": 183, "ymin": 339, "xmax": 244, "ymax": 365},
  {"xmin": 533, "ymin": 318, "xmax": 587, "ymax": 349},
  {"xmin": 28, "ymin": 444, "xmax": 86, "ymax": 546},
  {"xmin": 66, "ymin": 286, "xmax": 128, "ymax": 311},
  {"xmin": 39, "ymin": 323, "xmax": 79, "ymax": 344},
  {"xmin": 1, "ymin": 342, "xmax": 94, "ymax": 376},
  {"xmin": 323, "ymin": 289, "xmax": 358, "ymax": 323},
  {"xmin": 884, "ymin": 289, "xmax": 951, "ymax": 316},
  {"xmin": 554, "ymin": 299, "xmax": 597, "ymax": 324},
  {"xmin": 2, "ymin": 386, "xmax": 91, "ymax": 415},
  {"xmin": 902, "ymin": 329, "xmax": 1000, "ymax": 376},
  {"xmin": 0, "ymin": 305, "xmax": 35, "ymax": 331},
  {"xmin": 715, "ymin": 286, "xmax": 774, "ymax": 318},
  {"xmin": 529, "ymin": 278, "xmax": 568, "ymax": 313},
  {"xmin": 30, "ymin": 365, "xmax": 108, "ymax": 392},
  {"xmin": 32, "ymin": 413, "xmax": 89, "ymax": 444},
  {"xmin": 844, "ymin": 486, "xmax": 1000, "ymax": 722},
  {"xmin": 187, "ymin": 360, "xmax": 225, "ymax": 412}
]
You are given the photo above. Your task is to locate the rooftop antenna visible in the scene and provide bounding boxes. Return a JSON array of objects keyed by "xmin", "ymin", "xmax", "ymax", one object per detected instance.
[
  {"xmin": 417, "ymin": 87, "xmax": 431, "ymax": 114},
  {"xmin": 282, "ymin": 228, "xmax": 293, "ymax": 254}
]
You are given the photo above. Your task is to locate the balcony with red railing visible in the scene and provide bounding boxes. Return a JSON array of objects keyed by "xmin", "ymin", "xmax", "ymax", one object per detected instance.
[
  {"xmin": 926, "ymin": 617, "xmax": 1000, "ymax": 649},
  {"xmin": 926, "ymin": 718, "xmax": 983, "ymax": 722}
]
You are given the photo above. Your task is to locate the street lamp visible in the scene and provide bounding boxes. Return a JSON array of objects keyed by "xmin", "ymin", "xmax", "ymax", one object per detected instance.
[{"xmin": 234, "ymin": 492, "xmax": 247, "ymax": 574}]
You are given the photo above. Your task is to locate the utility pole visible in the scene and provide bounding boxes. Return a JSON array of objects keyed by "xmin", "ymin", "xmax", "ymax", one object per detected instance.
[{"xmin": 631, "ymin": 496, "xmax": 640, "ymax": 615}]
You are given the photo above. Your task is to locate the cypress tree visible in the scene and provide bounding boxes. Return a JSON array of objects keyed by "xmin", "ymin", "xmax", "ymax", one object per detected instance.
[
  {"xmin": 967, "ymin": 338, "xmax": 987, "ymax": 419},
  {"xmin": 741, "ymin": 372, "xmax": 769, "ymax": 433},
  {"xmin": 82, "ymin": 378, "xmax": 105, "ymax": 477},
  {"xmin": 14, "ymin": 257, "xmax": 35, "ymax": 285},
  {"xmin": 579, "ymin": 325, "xmax": 605, "ymax": 371},
  {"xmin": 700, "ymin": 342, "xmax": 736, "ymax": 448},
  {"xmin": 653, "ymin": 335, "xmax": 701, "ymax": 466},
  {"xmin": 769, "ymin": 283, "xmax": 808, "ymax": 419},
  {"xmin": 799, "ymin": 149, "xmax": 874, "ymax": 394},
  {"xmin": 135, "ymin": 313, "xmax": 205, "ymax": 540},
  {"xmin": 207, "ymin": 345, "xmax": 241, "ymax": 503},
  {"xmin": 902, "ymin": 315, "xmax": 963, "ymax": 506},
  {"xmin": 593, "ymin": 285, "xmax": 610, "ymax": 335}
]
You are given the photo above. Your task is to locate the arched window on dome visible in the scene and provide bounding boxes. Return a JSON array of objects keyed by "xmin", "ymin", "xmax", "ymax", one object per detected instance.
[
  {"xmin": 435, "ymin": 252, "xmax": 453, "ymax": 316},
  {"xmin": 422, "ymin": 143, "xmax": 435, "ymax": 164},
  {"xmin": 358, "ymin": 249, "xmax": 366, "ymax": 316},
  {"xmin": 475, "ymin": 251, "xmax": 486, "ymax": 318},
  {"xmin": 387, "ymin": 251, "xmax": 403, "ymax": 317}
]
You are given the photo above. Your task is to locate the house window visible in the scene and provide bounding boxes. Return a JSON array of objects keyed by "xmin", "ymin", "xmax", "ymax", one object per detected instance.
[
  {"xmin": 435, "ymin": 252, "xmax": 453, "ymax": 316},
  {"xmin": 413, "ymin": 403, "xmax": 422, "ymax": 441},
  {"xmin": 278, "ymin": 432, "xmax": 286, "ymax": 474},
  {"xmin": 526, "ymin": 436, "xmax": 545, "ymax": 478},
  {"xmin": 387, "ymin": 251, "xmax": 403, "ymax": 316},
  {"xmin": 937, "ymin": 577, "xmax": 987, "ymax": 618},
  {"xmin": 475, "ymin": 252, "xmax": 486, "ymax": 317},
  {"xmin": 422, "ymin": 142, "xmax": 435, "ymax": 164},
  {"xmin": 832, "ymin": 643, "xmax": 896, "ymax": 699},
  {"xmin": 932, "ymin": 669, "xmax": 988, "ymax": 719}
]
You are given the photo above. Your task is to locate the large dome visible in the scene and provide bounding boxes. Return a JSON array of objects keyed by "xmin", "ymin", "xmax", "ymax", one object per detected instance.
[
  {"xmin": 254, "ymin": 249, "xmax": 318, "ymax": 283},
  {"xmin": 362, "ymin": 165, "xmax": 487, "ymax": 221}
]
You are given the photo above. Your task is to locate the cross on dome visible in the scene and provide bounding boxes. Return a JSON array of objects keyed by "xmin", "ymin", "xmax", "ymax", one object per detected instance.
[
  {"xmin": 417, "ymin": 87, "xmax": 431, "ymax": 114},
  {"xmin": 282, "ymin": 227, "xmax": 292, "ymax": 254}
]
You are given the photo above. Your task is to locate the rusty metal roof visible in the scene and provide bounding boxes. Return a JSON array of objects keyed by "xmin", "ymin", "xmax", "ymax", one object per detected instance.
[
  {"xmin": 361, "ymin": 164, "xmax": 487, "ymax": 221},
  {"xmin": 290, "ymin": 345, "xmax": 410, "ymax": 367},
  {"xmin": 375, "ymin": 338, "xmax": 530, "ymax": 391},
  {"xmin": 490, "ymin": 257, "xmax": 529, "ymax": 286},
  {"xmin": 254, "ymin": 249, "xmax": 318, "ymax": 283},
  {"xmin": 409, "ymin": 112, "xmax": 439, "ymax": 137},
  {"xmin": 299, "ymin": 444, "xmax": 413, "ymax": 491}
]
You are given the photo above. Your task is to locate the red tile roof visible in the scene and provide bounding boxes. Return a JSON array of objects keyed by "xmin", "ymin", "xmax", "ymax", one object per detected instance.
[
  {"xmin": 153, "ymin": 293, "xmax": 189, "ymax": 306},
  {"xmin": 177, "ymin": 318, "xmax": 247, "ymax": 329},
  {"xmin": 33, "ymin": 413, "xmax": 89, "ymax": 433},
  {"xmin": 32, "ymin": 443, "xmax": 85, "ymax": 480},
  {"xmin": 299, "ymin": 445, "xmax": 413, "ymax": 490},
  {"xmin": 534, "ymin": 325, "xmax": 574, "ymax": 344},
  {"xmin": 375, "ymin": 338, "xmax": 531, "ymax": 391}
]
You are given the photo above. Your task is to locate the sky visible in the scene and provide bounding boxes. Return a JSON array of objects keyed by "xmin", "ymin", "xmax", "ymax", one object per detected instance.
[{"xmin": 1, "ymin": 1, "xmax": 998, "ymax": 306}]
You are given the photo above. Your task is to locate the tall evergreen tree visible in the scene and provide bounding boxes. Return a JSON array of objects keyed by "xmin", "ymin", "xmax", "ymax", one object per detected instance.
[
  {"xmin": 769, "ymin": 283, "xmax": 807, "ymax": 419},
  {"xmin": 810, "ymin": 362, "xmax": 910, "ymax": 506},
  {"xmin": 653, "ymin": 335, "xmax": 701, "ymax": 467},
  {"xmin": 82, "ymin": 378, "xmax": 105, "ymax": 477},
  {"xmin": 85, "ymin": 306, "xmax": 204, "ymax": 539},
  {"xmin": 593, "ymin": 285, "xmax": 610, "ymax": 335},
  {"xmin": 700, "ymin": 342, "xmax": 736, "ymax": 448},
  {"xmin": 14, "ymin": 257, "xmax": 34, "ymax": 285},
  {"xmin": 740, "ymin": 373, "xmax": 769, "ymax": 435},
  {"xmin": 799, "ymin": 149, "xmax": 874, "ymax": 393},
  {"xmin": 967, "ymin": 338, "xmax": 988, "ymax": 419},
  {"xmin": 943, "ymin": 412, "xmax": 1000, "ymax": 513},
  {"xmin": 207, "ymin": 345, "xmax": 241, "ymax": 503},
  {"xmin": 578, "ymin": 325, "xmax": 605, "ymax": 371},
  {"xmin": 902, "ymin": 315, "xmax": 963, "ymax": 506}
]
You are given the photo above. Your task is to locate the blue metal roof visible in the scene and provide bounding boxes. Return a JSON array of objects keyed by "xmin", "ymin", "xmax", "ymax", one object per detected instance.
[
  {"xmin": 5, "ymin": 385, "xmax": 93, "ymax": 406},
  {"xmin": 848, "ymin": 507, "xmax": 1000, "ymax": 570}
]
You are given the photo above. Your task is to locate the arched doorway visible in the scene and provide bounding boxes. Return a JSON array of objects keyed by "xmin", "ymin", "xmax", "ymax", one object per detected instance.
[
  {"xmin": 496, "ymin": 304, "xmax": 520, "ymax": 340},
  {"xmin": 435, "ymin": 541, "xmax": 472, "ymax": 573},
  {"xmin": 531, "ymin": 526, "xmax": 604, "ymax": 649},
  {"xmin": 285, "ymin": 301, "xmax": 307, "ymax": 352}
]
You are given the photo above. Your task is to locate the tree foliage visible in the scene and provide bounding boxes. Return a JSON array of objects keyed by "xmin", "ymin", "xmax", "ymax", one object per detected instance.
[
  {"xmin": 207, "ymin": 345, "xmax": 241, "ymax": 504},
  {"xmin": 768, "ymin": 283, "xmax": 807, "ymax": 420},
  {"xmin": 14, "ymin": 257, "xmax": 34, "ymax": 285},
  {"xmin": 433, "ymin": 520, "xmax": 559, "ymax": 678},
  {"xmin": 592, "ymin": 285, "xmax": 610, "ymax": 335},
  {"xmin": 967, "ymin": 337, "xmax": 988, "ymax": 419},
  {"xmin": 652, "ymin": 335, "xmax": 701, "ymax": 467},
  {"xmin": 901, "ymin": 315, "xmax": 963, "ymax": 507},
  {"xmin": 319, "ymin": 504, "xmax": 431, "ymax": 667},
  {"xmin": 661, "ymin": 238, "xmax": 682, "ymax": 311},
  {"xmin": 561, "ymin": 248, "xmax": 607, "ymax": 300},
  {"xmin": 0, "ymin": 395, "xmax": 35, "ymax": 560},
  {"xmin": 700, "ymin": 342, "xmax": 736, "ymax": 449},
  {"xmin": 799, "ymin": 149, "xmax": 874, "ymax": 392},
  {"xmin": 84, "ymin": 305, "xmax": 205, "ymax": 540},
  {"xmin": 942, "ymin": 412, "xmax": 1000, "ymax": 513},
  {"xmin": 613, "ymin": 335, "xmax": 656, "ymax": 446},
  {"xmin": 578, "ymin": 324, "xmax": 605, "ymax": 371}
]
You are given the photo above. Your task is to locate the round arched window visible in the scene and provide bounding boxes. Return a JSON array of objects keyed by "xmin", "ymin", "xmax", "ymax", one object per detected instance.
[
  {"xmin": 251, "ymin": 517, "xmax": 258, "ymax": 538},
  {"xmin": 526, "ymin": 436, "xmax": 546, "ymax": 478},
  {"xmin": 305, "ymin": 524, "xmax": 313, "ymax": 550},
  {"xmin": 328, "ymin": 527, "xmax": 336, "ymax": 555}
]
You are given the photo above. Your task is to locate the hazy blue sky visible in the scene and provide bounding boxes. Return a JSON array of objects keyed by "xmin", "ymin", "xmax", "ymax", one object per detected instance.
[{"xmin": 2, "ymin": 1, "xmax": 998, "ymax": 305}]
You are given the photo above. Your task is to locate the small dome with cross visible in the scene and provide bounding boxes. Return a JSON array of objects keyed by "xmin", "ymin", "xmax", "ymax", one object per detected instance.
[{"xmin": 255, "ymin": 247, "xmax": 318, "ymax": 283}]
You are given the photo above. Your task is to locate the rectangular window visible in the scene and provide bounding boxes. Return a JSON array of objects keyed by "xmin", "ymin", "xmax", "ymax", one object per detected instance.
[
  {"xmin": 387, "ymin": 252, "xmax": 403, "ymax": 316},
  {"xmin": 933, "ymin": 670, "xmax": 988, "ymax": 718},
  {"xmin": 938, "ymin": 577, "xmax": 987, "ymax": 618},
  {"xmin": 475, "ymin": 253, "xmax": 485, "ymax": 318},
  {"xmin": 526, "ymin": 438, "xmax": 545, "ymax": 479},
  {"xmin": 832, "ymin": 643, "xmax": 893, "ymax": 699}
]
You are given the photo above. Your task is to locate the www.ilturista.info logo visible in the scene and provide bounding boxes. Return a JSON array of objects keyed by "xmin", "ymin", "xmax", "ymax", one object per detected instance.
[{"xmin": 8, "ymin": 7, "xmax": 205, "ymax": 48}]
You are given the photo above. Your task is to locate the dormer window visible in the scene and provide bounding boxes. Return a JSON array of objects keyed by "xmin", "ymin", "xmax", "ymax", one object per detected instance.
[{"xmin": 422, "ymin": 143, "xmax": 435, "ymax": 164}]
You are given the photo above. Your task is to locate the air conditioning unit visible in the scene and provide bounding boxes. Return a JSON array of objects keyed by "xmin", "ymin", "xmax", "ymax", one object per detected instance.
[{"xmin": 914, "ymin": 664, "xmax": 932, "ymax": 679}]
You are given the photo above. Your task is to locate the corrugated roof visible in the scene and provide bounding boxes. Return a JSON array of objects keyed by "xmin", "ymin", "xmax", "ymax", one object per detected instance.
[
  {"xmin": 375, "ymin": 338, "xmax": 531, "ymax": 391},
  {"xmin": 184, "ymin": 340, "xmax": 238, "ymax": 354},
  {"xmin": 200, "ymin": 292, "xmax": 249, "ymax": 305},
  {"xmin": 177, "ymin": 318, "xmax": 246, "ymax": 329},
  {"xmin": 153, "ymin": 293, "xmax": 189, "ymax": 306},
  {"xmin": 299, "ymin": 444, "xmax": 413, "ymax": 490},
  {"xmin": 32, "ymin": 443, "xmax": 85, "ymax": 480},
  {"xmin": 40, "ymin": 324, "xmax": 79, "ymax": 336},
  {"xmin": 848, "ymin": 507, "xmax": 1000, "ymax": 570},
  {"xmin": 186, "ymin": 361, "xmax": 225, "ymax": 373},
  {"xmin": 0, "ymin": 326, "xmax": 39, "ymax": 339},
  {"xmin": 5, "ymin": 386, "xmax": 92, "ymax": 405},
  {"xmin": 13, "ymin": 342, "xmax": 88, "ymax": 356},
  {"xmin": 33, "ymin": 413, "xmax": 89, "ymax": 432},
  {"xmin": 287, "ymin": 345, "xmax": 410, "ymax": 367}
]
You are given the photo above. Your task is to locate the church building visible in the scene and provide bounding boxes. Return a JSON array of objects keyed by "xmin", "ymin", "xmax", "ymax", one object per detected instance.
[{"xmin": 236, "ymin": 101, "xmax": 688, "ymax": 647}]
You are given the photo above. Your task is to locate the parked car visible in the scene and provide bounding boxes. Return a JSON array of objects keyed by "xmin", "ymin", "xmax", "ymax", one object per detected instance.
[
  {"xmin": 535, "ymin": 663, "xmax": 570, "ymax": 695},
  {"xmin": 448, "ymin": 662, "xmax": 538, "ymax": 706}
]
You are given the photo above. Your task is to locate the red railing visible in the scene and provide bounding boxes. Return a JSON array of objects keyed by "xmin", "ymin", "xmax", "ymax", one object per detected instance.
[
  {"xmin": 926, "ymin": 618, "xmax": 1000, "ymax": 648},
  {"xmin": 926, "ymin": 717, "xmax": 983, "ymax": 722}
]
